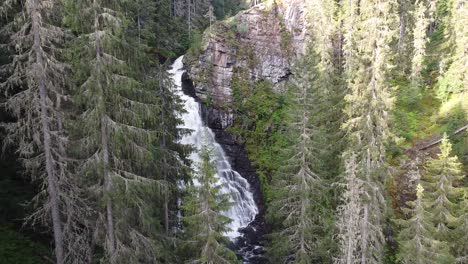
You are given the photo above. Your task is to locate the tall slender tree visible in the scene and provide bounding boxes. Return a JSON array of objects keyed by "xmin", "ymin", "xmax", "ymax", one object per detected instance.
[
  {"xmin": 267, "ymin": 0, "xmax": 344, "ymax": 250},
  {"xmin": 409, "ymin": 0, "xmax": 438, "ymax": 87},
  {"xmin": 268, "ymin": 54, "xmax": 324, "ymax": 263},
  {"xmin": 440, "ymin": 0, "xmax": 467, "ymax": 96},
  {"xmin": 336, "ymin": 0, "xmax": 399, "ymax": 263},
  {"xmin": 396, "ymin": 184, "xmax": 455, "ymax": 264},
  {"xmin": 63, "ymin": 0, "xmax": 183, "ymax": 261},
  {"xmin": 335, "ymin": 153, "xmax": 364, "ymax": 264},
  {"xmin": 182, "ymin": 140, "xmax": 238, "ymax": 264},
  {"xmin": 422, "ymin": 135, "xmax": 464, "ymax": 243},
  {"xmin": 0, "ymin": 0, "xmax": 91, "ymax": 263}
]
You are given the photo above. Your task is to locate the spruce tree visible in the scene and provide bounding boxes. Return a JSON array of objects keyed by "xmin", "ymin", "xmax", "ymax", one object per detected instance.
[
  {"xmin": 411, "ymin": 0, "xmax": 436, "ymax": 87},
  {"xmin": 396, "ymin": 184, "xmax": 455, "ymax": 264},
  {"xmin": 437, "ymin": 0, "xmax": 468, "ymax": 99},
  {"xmin": 336, "ymin": 0, "xmax": 399, "ymax": 263},
  {"xmin": 63, "ymin": 0, "xmax": 180, "ymax": 262},
  {"xmin": 335, "ymin": 153, "xmax": 364, "ymax": 264},
  {"xmin": 422, "ymin": 135, "xmax": 464, "ymax": 243},
  {"xmin": 268, "ymin": 54, "xmax": 325, "ymax": 263},
  {"xmin": 182, "ymin": 139, "xmax": 238, "ymax": 264},
  {"xmin": 0, "ymin": 0, "xmax": 91, "ymax": 263},
  {"xmin": 395, "ymin": 0, "xmax": 413, "ymax": 71}
]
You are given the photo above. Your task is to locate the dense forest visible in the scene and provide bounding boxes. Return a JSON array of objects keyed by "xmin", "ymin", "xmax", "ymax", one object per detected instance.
[{"xmin": 0, "ymin": 0, "xmax": 466, "ymax": 263}]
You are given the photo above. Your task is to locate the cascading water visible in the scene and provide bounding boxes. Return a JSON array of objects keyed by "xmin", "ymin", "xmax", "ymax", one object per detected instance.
[{"xmin": 168, "ymin": 56, "xmax": 259, "ymax": 240}]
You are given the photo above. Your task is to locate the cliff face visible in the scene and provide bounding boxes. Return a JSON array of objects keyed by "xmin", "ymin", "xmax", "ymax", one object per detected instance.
[
  {"xmin": 184, "ymin": 0, "xmax": 308, "ymax": 110},
  {"xmin": 181, "ymin": 2, "xmax": 308, "ymax": 260}
]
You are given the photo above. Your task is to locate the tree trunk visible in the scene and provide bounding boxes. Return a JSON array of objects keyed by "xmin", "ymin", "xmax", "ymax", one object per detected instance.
[
  {"xmin": 93, "ymin": 0, "xmax": 116, "ymax": 257},
  {"xmin": 159, "ymin": 69, "xmax": 170, "ymax": 234},
  {"xmin": 187, "ymin": 0, "xmax": 192, "ymax": 39},
  {"xmin": 418, "ymin": 125, "xmax": 468, "ymax": 151},
  {"xmin": 30, "ymin": 0, "xmax": 64, "ymax": 263},
  {"xmin": 101, "ymin": 117, "xmax": 116, "ymax": 257}
]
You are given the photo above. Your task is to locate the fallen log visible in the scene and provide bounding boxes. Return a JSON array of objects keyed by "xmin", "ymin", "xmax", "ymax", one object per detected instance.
[{"xmin": 418, "ymin": 124, "xmax": 468, "ymax": 151}]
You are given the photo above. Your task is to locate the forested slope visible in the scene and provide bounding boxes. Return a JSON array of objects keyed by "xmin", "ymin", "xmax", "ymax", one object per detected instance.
[
  {"xmin": 184, "ymin": 0, "xmax": 467, "ymax": 263},
  {"xmin": 0, "ymin": 0, "xmax": 467, "ymax": 263}
]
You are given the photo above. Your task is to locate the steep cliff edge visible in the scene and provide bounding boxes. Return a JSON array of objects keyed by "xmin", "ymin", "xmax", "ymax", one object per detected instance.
[{"xmin": 184, "ymin": 0, "xmax": 308, "ymax": 109}]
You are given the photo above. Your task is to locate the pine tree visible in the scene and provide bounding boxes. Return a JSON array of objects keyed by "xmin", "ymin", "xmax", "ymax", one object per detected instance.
[
  {"xmin": 396, "ymin": 0, "xmax": 413, "ymax": 71},
  {"xmin": 411, "ymin": 0, "xmax": 437, "ymax": 87},
  {"xmin": 63, "ymin": 0, "xmax": 178, "ymax": 262},
  {"xmin": 268, "ymin": 54, "xmax": 325, "ymax": 263},
  {"xmin": 335, "ymin": 153, "xmax": 364, "ymax": 264},
  {"xmin": 336, "ymin": 0, "xmax": 399, "ymax": 263},
  {"xmin": 306, "ymin": 0, "xmax": 345, "ymax": 173},
  {"xmin": 396, "ymin": 184, "xmax": 455, "ymax": 264},
  {"xmin": 422, "ymin": 135, "xmax": 464, "ymax": 243},
  {"xmin": 185, "ymin": 0, "xmax": 211, "ymax": 39},
  {"xmin": 0, "ymin": 0, "xmax": 91, "ymax": 263},
  {"xmin": 437, "ymin": 0, "xmax": 468, "ymax": 99},
  {"xmin": 182, "ymin": 139, "xmax": 238, "ymax": 264}
]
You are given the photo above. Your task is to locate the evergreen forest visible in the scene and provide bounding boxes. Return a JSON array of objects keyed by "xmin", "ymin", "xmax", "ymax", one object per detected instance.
[{"xmin": 0, "ymin": 0, "xmax": 466, "ymax": 263}]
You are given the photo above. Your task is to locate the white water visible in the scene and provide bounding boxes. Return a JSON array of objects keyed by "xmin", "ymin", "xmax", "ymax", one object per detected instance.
[{"xmin": 169, "ymin": 56, "xmax": 258, "ymax": 238}]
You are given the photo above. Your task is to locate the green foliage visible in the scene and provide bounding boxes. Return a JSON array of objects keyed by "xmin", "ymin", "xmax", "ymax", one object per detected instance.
[
  {"xmin": 452, "ymin": 189, "xmax": 468, "ymax": 260},
  {"xmin": 392, "ymin": 77, "xmax": 439, "ymax": 144},
  {"xmin": 236, "ymin": 21, "xmax": 249, "ymax": 34},
  {"xmin": 396, "ymin": 185, "xmax": 455, "ymax": 264},
  {"xmin": 395, "ymin": 137, "xmax": 466, "ymax": 263},
  {"xmin": 181, "ymin": 142, "xmax": 239, "ymax": 263},
  {"xmin": 62, "ymin": 0, "xmax": 190, "ymax": 262},
  {"xmin": 267, "ymin": 50, "xmax": 342, "ymax": 263},
  {"xmin": 212, "ymin": 0, "xmax": 247, "ymax": 19},
  {"xmin": 391, "ymin": 0, "xmax": 468, "ymax": 148},
  {"xmin": 186, "ymin": 29, "xmax": 205, "ymax": 58},
  {"xmin": 0, "ymin": 226, "xmax": 50, "ymax": 264},
  {"xmin": 229, "ymin": 73, "xmax": 290, "ymax": 201},
  {"xmin": 422, "ymin": 136, "xmax": 464, "ymax": 242}
]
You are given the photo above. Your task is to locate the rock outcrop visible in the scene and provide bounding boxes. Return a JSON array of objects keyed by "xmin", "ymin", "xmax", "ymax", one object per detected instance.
[{"xmin": 184, "ymin": 0, "xmax": 308, "ymax": 107}]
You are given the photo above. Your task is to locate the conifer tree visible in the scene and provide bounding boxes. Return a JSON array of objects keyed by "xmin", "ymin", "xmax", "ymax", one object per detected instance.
[
  {"xmin": 63, "ymin": 0, "xmax": 179, "ymax": 262},
  {"xmin": 411, "ymin": 0, "xmax": 436, "ymax": 87},
  {"xmin": 185, "ymin": 0, "xmax": 211, "ymax": 39},
  {"xmin": 452, "ymin": 188, "xmax": 468, "ymax": 263},
  {"xmin": 268, "ymin": 54, "xmax": 325, "ymax": 263},
  {"xmin": 336, "ymin": 0, "xmax": 399, "ymax": 263},
  {"xmin": 422, "ymin": 135, "xmax": 464, "ymax": 242},
  {"xmin": 265, "ymin": 2, "xmax": 341, "ymax": 263},
  {"xmin": 335, "ymin": 153, "xmax": 364, "ymax": 264},
  {"xmin": 0, "ymin": 0, "xmax": 91, "ymax": 263},
  {"xmin": 453, "ymin": 189, "xmax": 468, "ymax": 262},
  {"xmin": 306, "ymin": 0, "xmax": 345, "ymax": 176},
  {"xmin": 437, "ymin": 0, "xmax": 467, "ymax": 99},
  {"xmin": 450, "ymin": 0, "xmax": 468, "ymax": 95},
  {"xmin": 396, "ymin": 0, "xmax": 413, "ymax": 71},
  {"xmin": 396, "ymin": 184, "xmax": 455, "ymax": 264},
  {"xmin": 182, "ymin": 140, "xmax": 238, "ymax": 264}
]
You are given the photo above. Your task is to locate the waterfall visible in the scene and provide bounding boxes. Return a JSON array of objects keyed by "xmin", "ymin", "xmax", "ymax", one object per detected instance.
[{"xmin": 169, "ymin": 56, "xmax": 258, "ymax": 239}]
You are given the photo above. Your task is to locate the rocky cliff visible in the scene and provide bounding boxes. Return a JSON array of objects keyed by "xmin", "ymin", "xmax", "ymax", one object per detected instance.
[{"xmin": 184, "ymin": 0, "xmax": 308, "ymax": 110}]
